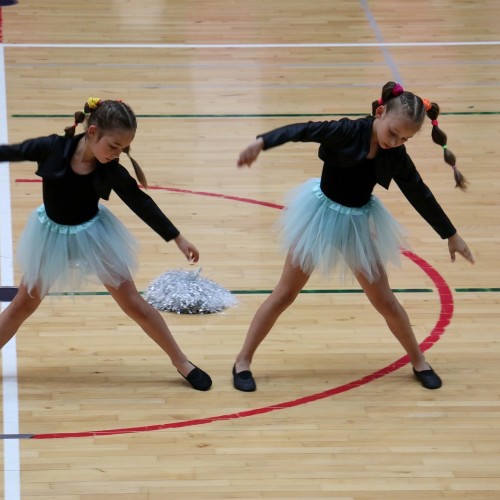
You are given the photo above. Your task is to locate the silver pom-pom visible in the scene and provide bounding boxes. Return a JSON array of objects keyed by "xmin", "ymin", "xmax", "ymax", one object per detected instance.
[{"xmin": 144, "ymin": 268, "xmax": 238, "ymax": 314}]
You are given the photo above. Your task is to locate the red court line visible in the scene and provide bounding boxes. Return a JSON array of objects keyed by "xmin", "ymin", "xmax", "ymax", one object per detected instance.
[
  {"xmin": 148, "ymin": 185, "xmax": 284, "ymax": 209},
  {"xmin": 33, "ymin": 249, "xmax": 451, "ymax": 439},
  {"xmin": 13, "ymin": 179, "xmax": 453, "ymax": 439},
  {"xmin": 14, "ymin": 180, "xmax": 284, "ymax": 210}
]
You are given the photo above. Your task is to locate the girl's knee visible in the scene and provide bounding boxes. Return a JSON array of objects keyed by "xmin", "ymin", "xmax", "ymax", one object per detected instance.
[
  {"xmin": 8, "ymin": 293, "xmax": 41, "ymax": 320},
  {"xmin": 119, "ymin": 295, "xmax": 151, "ymax": 321},
  {"xmin": 373, "ymin": 295, "xmax": 401, "ymax": 317},
  {"xmin": 272, "ymin": 287, "xmax": 301, "ymax": 309},
  {"xmin": 18, "ymin": 284, "xmax": 42, "ymax": 304}
]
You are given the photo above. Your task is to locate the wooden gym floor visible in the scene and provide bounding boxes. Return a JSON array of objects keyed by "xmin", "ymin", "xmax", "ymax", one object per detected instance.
[{"xmin": 1, "ymin": 0, "xmax": 499, "ymax": 498}]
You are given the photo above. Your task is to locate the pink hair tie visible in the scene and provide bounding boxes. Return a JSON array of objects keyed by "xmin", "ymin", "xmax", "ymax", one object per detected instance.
[
  {"xmin": 431, "ymin": 119, "xmax": 439, "ymax": 127},
  {"xmin": 377, "ymin": 97, "xmax": 384, "ymax": 105},
  {"xmin": 392, "ymin": 83, "xmax": 404, "ymax": 96}
]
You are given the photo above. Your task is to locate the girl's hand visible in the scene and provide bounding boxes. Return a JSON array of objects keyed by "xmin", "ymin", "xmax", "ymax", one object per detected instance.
[
  {"xmin": 174, "ymin": 234, "xmax": 200, "ymax": 263},
  {"xmin": 448, "ymin": 233, "xmax": 474, "ymax": 264},
  {"xmin": 237, "ymin": 137, "xmax": 264, "ymax": 168}
]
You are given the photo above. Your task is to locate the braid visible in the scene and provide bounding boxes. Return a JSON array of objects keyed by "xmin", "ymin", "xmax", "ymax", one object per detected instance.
[
  {"xmin": 371, "ymin": 81, "xmax": 398, "ymax": 114},
  {"xmin": 64, "ymin": 111, "xmax": 85, "ymax": 137},
  {"xmin": 78, "ymin": 98, "xmax": 148, "ymax": 188},
  {"xmin": 425, "ymin": 101, "xmax": 468, "ymax": 190},
  {"xmin": 373, "ymin": 81, "xmax": 468, "ymax": 191},
  {"xmin": 123, "ymin": 145, "xmax": 148, "ymax": 188},
  {"xmin": 372, "ymin": 81, "xmax": 425, "ymax": 123}
]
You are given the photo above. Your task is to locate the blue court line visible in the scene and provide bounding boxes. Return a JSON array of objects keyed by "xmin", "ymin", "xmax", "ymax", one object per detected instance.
[
  {"xmin": 360, "ymin": 0, "xmax": 402, "ymax": 83},
  {"xmin": 0, "ymin": 435, "xmax": 33, "ymax": 440}
]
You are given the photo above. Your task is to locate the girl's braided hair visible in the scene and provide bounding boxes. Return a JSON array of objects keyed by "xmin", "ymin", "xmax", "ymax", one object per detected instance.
[
  {"xmin": 64, "ymin": 98, "xmax": 148, "ymax": 188},
  {"xmin": 372, "ymin": 81, "xmax": 467, "ymax": 190}
]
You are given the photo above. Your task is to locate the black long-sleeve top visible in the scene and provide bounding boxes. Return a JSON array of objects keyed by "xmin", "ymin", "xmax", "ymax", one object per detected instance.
[
  {"xmin": 258, "ymin": 116, "xmax": 456, "ymax": 239},
  {"xmin": 0, "ymin": 133, "xmax": 180, "ymax": 241}
]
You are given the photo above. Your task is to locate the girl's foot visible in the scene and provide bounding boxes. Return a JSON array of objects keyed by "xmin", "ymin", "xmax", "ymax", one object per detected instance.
[
  {"xmin": 413, "ymin": 366, "xmax": 442, "ymax": 389},
  {"xmin": 178, "ymin": 362, "xmax": 212, "ymax": 391},
  {"xmin": 232, "ymin": 364, "xmax": 256, "ymax": 392}
]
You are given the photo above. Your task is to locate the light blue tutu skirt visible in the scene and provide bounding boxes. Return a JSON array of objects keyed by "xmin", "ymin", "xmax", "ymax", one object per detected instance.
[
  {"xmin": 17, "ymin": 204, "xmax": 138, "ymax": 296},
  {"xmin": 278, "ymin": 178, "xmax": 409, "ymax": 283}
]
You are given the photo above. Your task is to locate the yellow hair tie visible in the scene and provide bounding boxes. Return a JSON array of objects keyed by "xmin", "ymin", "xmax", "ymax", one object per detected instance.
[{"xmin": 87, "ymin": 97, "xmax": 101, "ymax": 111}]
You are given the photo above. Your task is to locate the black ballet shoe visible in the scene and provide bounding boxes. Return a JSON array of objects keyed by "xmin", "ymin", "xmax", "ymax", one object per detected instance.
[
  {"xmin": 178, "ymin": 363, "xmax": 212, "ymax": 391},
  {"xmin": 232, "ymin": 365, "xmax": 256, "ymax": 392},
  {"xmin": 413, "ymin": 366, "xmax": 442, "ymax": 390}
]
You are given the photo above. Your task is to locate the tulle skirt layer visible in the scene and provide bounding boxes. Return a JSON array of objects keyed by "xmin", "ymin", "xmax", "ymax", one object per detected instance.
[
  {"xmin": 17, "ymin": 204, "xmax": 138, "ymax": 296},
  {"xmin": 277, "ymin": 178, "xmax": 409, "ymax": 283}
]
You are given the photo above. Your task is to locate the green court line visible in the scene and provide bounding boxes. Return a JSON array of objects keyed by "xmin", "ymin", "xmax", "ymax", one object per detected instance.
[
  {"xmin": 230, "ymin": 288, "xmax": 433, "ymax": 294},
  {"xmin": 47, "ymin": 288, "xmax": 432, "ymax": 297},
  {"xmin": 1, "ymin": 287, "xmax": 497, "ymax": 300},
  {"xmin": 11, "ymin": 111, "xmax": 500, "ymax": 119},
  {"xmin": 46, "ymin": 287, "xmax": 476, "ymax": 297}
]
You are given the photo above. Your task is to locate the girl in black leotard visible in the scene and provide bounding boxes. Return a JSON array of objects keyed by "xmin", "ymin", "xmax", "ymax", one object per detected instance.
[
  {"xmin": 232, "ymin": 81, "xmax": 474, "ymax": 392},
  {"xmin": 0, "ymin": 98, "xmax": 211, "ymax": 391}
]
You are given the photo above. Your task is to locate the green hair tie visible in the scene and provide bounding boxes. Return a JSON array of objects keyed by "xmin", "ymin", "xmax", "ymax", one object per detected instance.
[{"xmin": 442, "ymin": 145, "xmax": 448, "ymax": 149}]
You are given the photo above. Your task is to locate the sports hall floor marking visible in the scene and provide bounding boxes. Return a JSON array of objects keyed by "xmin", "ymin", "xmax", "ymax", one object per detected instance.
[
  {"xmin": 2, "ymin": 41, "xmax": 500, "ymax": 48},
  {"xmin": 0, "ymin": 187, "xmax": 454, "ymax": 440},
  {"xmin": 0, "ymin": 42, "xmax": 21, "ymax": 500}
]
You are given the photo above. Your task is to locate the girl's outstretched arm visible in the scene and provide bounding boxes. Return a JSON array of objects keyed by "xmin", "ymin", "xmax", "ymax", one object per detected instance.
[
  {"xmin": 448, "ymin": 233, "xmax": 474, "ymax": 263},
  {"xmin": 174, "ymin": 234, "xmax": 199, "ymax": 263},
  {"xmin": 237, "ymin": 138, "xmax": 264, "ymax": 168}
]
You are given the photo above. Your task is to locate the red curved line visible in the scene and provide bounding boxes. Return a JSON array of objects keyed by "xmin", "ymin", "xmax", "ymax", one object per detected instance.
[
  {"xmin": 12, "ymin": 180, "xmax": 453, "ymax": 439},
  {"xmin": 13, "ymin": 181, "xmax": 285, "ymax": 210},
  {"xmin": 148, "ymin": 185, "xmax": 285, "ymax": 210},
  {"xmin": 31, "ymin": 252, "xmax": 453, "ymax": 439}
]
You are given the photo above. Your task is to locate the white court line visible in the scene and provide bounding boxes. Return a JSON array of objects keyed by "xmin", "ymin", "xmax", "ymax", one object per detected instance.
[
  {"xmin": 0, "ymin": 45, "xmax": 21, "ymax": 500},
  {"xmin": 1, "ymin": 41, "xmax": 500, "ymax": 49}
]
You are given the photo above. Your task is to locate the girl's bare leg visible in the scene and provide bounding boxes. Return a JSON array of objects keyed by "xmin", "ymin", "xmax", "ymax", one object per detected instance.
[
  {"xmin": 105, "ymin": 280, "xmax": 198, "ymax": 377},
  {"xmin": 354, "ymin": 265, "xmax": 429, "ymax": 371},
  {"xmin": 0, "ymin": 283, "xmax": 43, "ymax": 350},
  {"xmin": 234, "ymin": 252, "xmax": 311, "ymax": 373}
]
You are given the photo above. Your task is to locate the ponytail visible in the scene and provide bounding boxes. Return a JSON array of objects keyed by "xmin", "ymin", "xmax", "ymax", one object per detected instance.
[
  {"xmin": 64, "ymin": 111, "xmax": 85, "ymax": 138},
  {"xmin": 371, "ymin": 81, "xmax": 405, "ymax": 116},
  {"xmin": 64, "ymin": 98, "xmax": 102, "ymax": 137},
  {"xmin": 422, "ymin": 99, "xmax": 468, "ymax": 190},
  {"xmin": 124, "ymin": 145, "xmax": 148, "ymax": 189},
  {"xmin": 373, "ymin": 81, "xmax": 468, "ymax": 191}
]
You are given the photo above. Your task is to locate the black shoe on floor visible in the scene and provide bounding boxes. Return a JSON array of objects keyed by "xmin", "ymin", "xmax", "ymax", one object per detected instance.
[
  {"xmin": 413, "ymin": 366, "xmax": 442, "ymax": 390},
  {"xmin": 232, "ymin": 365, "xmax": 256, "ymax": 392},
  {"xmin": 179, "ymin": 363, "xmax": 212, "ymax": 391}
]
